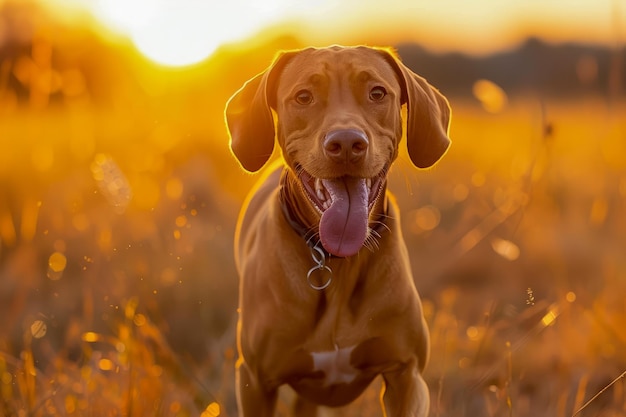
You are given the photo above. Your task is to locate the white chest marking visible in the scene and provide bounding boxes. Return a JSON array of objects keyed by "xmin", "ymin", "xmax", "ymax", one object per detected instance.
[{"xmin": 311, "ymin": 345, "xmax": 359, "ymax": 385}]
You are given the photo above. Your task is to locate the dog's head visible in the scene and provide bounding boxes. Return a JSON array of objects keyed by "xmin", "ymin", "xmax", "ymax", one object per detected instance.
[{"xmin": 225, "ymin": 45, "xmax": 451, "ymax": 257}]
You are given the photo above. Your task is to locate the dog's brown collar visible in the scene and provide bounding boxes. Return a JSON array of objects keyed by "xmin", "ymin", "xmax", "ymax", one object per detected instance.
[{"xmin": 278, "ymin": 168, "xmax": 389, "ymax": 258}]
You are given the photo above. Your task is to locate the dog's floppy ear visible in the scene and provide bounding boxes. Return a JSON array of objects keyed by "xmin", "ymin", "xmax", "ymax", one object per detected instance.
[
  {"xmin": 380, "ymin": 50, "xmax": 451, "ymax": 168},
  {"xmin": 225, "ymin": 52, "xmax": 295, "ymax": 172}
]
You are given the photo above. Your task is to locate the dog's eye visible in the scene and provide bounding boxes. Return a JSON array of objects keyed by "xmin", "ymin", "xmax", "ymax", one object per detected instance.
[
  {"xmin": 369, "ymin": 86, "xmax": 387, "ymax": 101},
  {"xmin": 295, "ymin": 90, "xmax": 313, "ymax": 105}
]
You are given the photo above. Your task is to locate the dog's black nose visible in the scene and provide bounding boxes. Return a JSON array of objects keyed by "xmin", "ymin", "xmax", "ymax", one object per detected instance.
[{"xmin": 323, "ymin": 129, "xmax": 369, "ymax": 164}]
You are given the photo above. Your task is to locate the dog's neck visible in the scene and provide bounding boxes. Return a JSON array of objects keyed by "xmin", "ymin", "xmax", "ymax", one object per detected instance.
[{"xmin": 278, "ymin": 168, "xmax": 389, "ymax": 258}]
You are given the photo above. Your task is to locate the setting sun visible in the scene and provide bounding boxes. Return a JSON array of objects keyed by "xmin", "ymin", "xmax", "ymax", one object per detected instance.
[
  {"xmin": 35, "ymin": 0, "xmax": 621, "ymax": 66},
  {"xmin": 93, "ymin": 0, "xmax": 299, "ymax": 66}
]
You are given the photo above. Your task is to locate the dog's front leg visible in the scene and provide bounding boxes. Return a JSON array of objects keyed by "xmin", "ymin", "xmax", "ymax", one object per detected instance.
[
  {"xmin": 236, "ymin": 362, "xmax": 277, "ymax": 417},
  {"xmin": 381, "ymin": 360, "xmax": 429, "ymax": 417}
]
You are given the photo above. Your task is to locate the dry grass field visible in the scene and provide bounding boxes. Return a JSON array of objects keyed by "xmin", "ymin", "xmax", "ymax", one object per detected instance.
[{"xmin": 1, "ymin": 4, "xmax": 626, "ymax": 417}]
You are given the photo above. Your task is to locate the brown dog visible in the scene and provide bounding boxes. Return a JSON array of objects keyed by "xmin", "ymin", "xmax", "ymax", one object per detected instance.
[{"xmin": 225, "ymin": 45, "xmax": 450, "ymax": 417}]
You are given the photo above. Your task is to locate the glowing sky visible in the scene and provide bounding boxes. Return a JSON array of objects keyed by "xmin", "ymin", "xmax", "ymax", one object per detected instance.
[{"xmin": 40, "ymin": 0, "xmax": 625, "ymax": 66}]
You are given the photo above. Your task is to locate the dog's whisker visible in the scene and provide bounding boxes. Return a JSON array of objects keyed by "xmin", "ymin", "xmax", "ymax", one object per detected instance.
[
  {"xmin": 369, "ymin": 228, "xmax": 382, "ymax": 240},
  {"xmin": 370, "ymin": 219, "xmax": 391, "ymax": 234},
  {"xmin": 363, "ymin": 227, "xmax": 382, "ymax": 252},
  {"xmin": 377, "ymin": 211, "xmax": 396, "ymax": 221},
  {"xmin": 364, "ymin": 237, "xmax": 380, "ymax": 252}
]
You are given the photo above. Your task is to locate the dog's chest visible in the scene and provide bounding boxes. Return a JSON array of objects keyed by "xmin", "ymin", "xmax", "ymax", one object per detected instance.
[{"xmin": 310, "ymin": 345, "xmax": 359, "ymax": 385}]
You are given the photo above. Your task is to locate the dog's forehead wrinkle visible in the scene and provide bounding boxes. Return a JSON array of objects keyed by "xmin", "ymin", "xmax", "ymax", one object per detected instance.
[
  {"xmin": 287, "ymin": 54, "xmax": 397, "ymax": 96},
  {"xmin": 278, "ymin": 66, "xmax": 327, "ymax": 96},
  {"xmin": 287, "ymin": 48, "xmax": 378, "ymax": 75}
]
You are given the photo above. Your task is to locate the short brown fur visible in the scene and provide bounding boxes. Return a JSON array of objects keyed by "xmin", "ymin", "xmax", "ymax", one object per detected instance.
[{"xmin": 225, "ymin": 45, "xmax": 451, "ymax": 417}]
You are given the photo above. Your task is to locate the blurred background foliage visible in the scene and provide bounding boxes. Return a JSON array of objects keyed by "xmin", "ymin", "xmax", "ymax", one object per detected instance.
[{"xmin": 0, "ymin": 0, "xmax": 626, "ymax": 416}]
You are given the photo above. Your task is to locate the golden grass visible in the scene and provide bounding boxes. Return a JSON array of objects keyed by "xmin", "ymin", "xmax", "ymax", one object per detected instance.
[{"xmin": 2, "ymin": 91, "xmax": 625, "ymax": 416}]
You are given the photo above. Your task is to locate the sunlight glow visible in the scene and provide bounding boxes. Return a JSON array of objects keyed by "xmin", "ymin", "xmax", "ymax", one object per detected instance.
[
  {"xmin": 201, "ymin": 402, "xmax": 221, "ymax": 417},
  {"xmin": 30, "ymin": 320, "xmax": 47, "ymax": 339},
  {"xmin": 490, "ymin": 238, "xmax": 520, "ymax": 261},
  {"xmin": 44, "ymin": 0, "xmax": 618, "ymax": 64},
  {"xmin": 98, "ymin": 358, "xmax": 114, "ymax": 371},
  {"xmin": 82, "ymin": 332, "xmax": 100, "ymax": 342},
  {"xmin": 93, "ymin": 0, "xmax": 301, "ymax": 66},
  {"xmin": 473, "ymin": 80, "xmax": 508, "ymax": 113},
  {"xmin": 48, "ymin": 251, "xmax": 67, "ymax": 272},
  {"xmin": 541, "ymin": 305, "xmax": 560, "ymax": 327},
  {"xmin": 566, "ymin": 292, "xmax": 577, "ymax": 303}
]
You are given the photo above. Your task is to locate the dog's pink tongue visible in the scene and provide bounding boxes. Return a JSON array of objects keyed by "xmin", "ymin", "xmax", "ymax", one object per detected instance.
[{"xmin": 319, "ymin": 177, "xmax": 368, "ymax": 257}]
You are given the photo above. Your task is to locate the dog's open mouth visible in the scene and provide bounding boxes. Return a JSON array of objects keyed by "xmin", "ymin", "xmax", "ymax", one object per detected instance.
[{"xmin": 298, "ymin": 167, "xmax": 387, "ymax": 257}]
